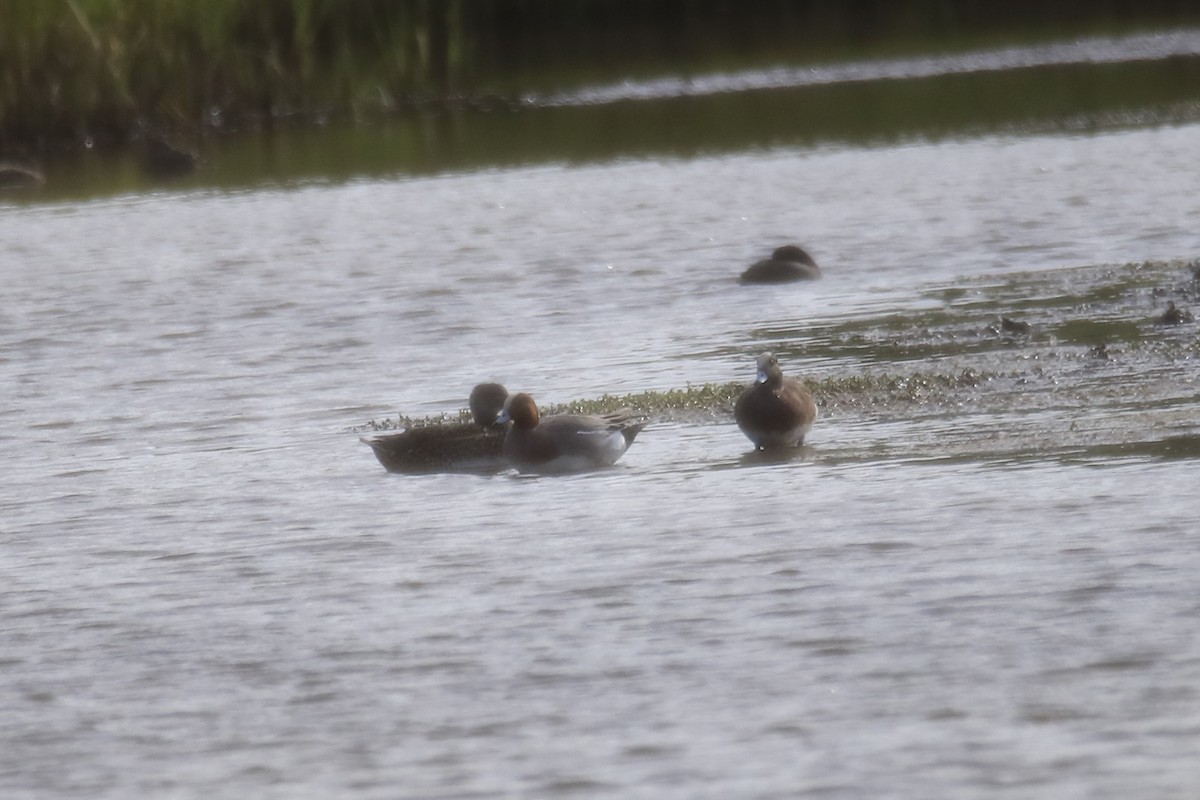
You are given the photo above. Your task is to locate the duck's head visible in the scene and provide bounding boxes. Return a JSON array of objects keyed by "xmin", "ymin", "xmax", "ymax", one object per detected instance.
[
  {"xmin": 469, "ymin": 382, "xmax": 509, "ymax": 426},
  {"xmin": 754, "ymin": 352, "xmax": 783, "ymax": 386},
  {"xmin": 498, "ymin": 392, "xmax": 540, "ymax": 429}
]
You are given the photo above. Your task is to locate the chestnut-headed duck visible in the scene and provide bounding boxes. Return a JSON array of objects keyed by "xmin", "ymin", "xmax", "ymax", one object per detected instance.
[
  {"xmin": 497, "ymin": 392, "xmax": 646, "ymax": 473},
  {"xmin": 739, "ymin": 245, "xmax": 822, "ymax": 284},
  {"xmin": 361, "ymin": 383, "xmax": 509, "ymax": 473},
  {"xmin": 734, "ymin": 353, "xmax": 817, "ymax": 450}
]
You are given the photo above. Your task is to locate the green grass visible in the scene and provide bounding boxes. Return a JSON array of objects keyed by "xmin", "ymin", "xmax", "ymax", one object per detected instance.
[{"xmin": 2, "ymin": 0, "xmax": 453, "ymax": 149}]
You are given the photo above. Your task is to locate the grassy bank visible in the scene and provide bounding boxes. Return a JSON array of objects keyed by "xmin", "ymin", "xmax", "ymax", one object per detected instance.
[
  {"xmin": 2, "ymin": 0, "xmax": 460, "ymax": 151},
  {"xmin": 4, "ymin": 0, "xmax": 1200, "ymax": 154}
]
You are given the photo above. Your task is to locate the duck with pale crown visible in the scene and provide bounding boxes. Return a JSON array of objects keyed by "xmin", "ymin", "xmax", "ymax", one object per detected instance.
[
  {"xmin": 361, "ymin": 383, "xmax": 509, "ymax": 473},
  {"xmin": 497, "ymin": 392, "xmax": 646, "ymax": 473},
  {"xmin": 734, "ymin": 353, "xmax": 818, "ymax": 450}
]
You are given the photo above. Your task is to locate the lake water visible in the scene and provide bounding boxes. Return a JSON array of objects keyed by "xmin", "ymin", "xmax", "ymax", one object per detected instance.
[{"xmin": 3, "ymin": 31, "xmax": 1200, "ymax": 800}]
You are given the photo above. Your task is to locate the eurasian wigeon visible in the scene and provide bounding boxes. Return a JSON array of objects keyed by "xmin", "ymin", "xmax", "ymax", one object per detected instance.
[
  {"xmin": 361, "ymin": 383, "xmax": 509, "ymax": 473},
  {"xmin": 739, "ymin": 245, "xmax": 822, "ymax": 284},
  {"xmin": 497, "ymin": 392, "xmax": 645, "ymax": 473},
  {"xmin": 734, "ymin": 353, "xmax": 818, "ymax": 450}
]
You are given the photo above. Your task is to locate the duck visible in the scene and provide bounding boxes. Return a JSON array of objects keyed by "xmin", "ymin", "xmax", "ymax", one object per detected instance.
[
  {"xmin": 497, "ymin": 392, "xmax": 646, "ymax": 473},
  {"xmin": 734, "ymin": 352, "xmax": 818, "ymax": 450},
  {"xmin": 361, "ymin": 383, "xmax": 509, "ymax": 473},
  {"xmin": 467, "ymin": 382, "xmax": 509, "ymax": 425},
  {"xmin": 739, "ymin": 245, "xmax": 822, "ymax": 284}
]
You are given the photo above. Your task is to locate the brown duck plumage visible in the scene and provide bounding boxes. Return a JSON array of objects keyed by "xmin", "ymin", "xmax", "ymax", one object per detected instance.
[
  {"xmin": 734, "ymin": 353, "xmax": 817, "ymax": 450},
  {"xmin": 361, "ymin": 383, "xmax": 509, "ymax": 473}
]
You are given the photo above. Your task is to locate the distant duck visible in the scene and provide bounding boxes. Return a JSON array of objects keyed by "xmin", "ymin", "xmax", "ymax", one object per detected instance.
[
  {"xmin": 987, "ymin": 316, "xmax": 1031, "ymax": 336},
  {"xmin": 361, "ymin": 383, "xmax": 509, "ymax": 473},
  {"xmin": 0, "ymin": 162, "xmax": 45, "ymax": 190},
  {"xmin": 497, "ymin": 392, "xmax": 646, "ymax": 473},
  {"xmin": 1156, "ymin": 301, "xmax": 1194, "ymax": 326},
  {"xmin": 734, "ymin": 352, "xmax": 818, "ymax": 450},
  {"xmin": 739, "ymin": 245, "xmax": 822, "ymax": 284},
  {"xmin": 141, "ymin": 138, "xmax": 199, "ymax": 177},
  {"xmin": 1000, "ymin": 317, "xmax": 1031, "ymax": 335}
]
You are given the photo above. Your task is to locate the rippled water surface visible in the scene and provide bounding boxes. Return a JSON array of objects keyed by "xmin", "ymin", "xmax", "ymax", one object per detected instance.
[{"xmin": 4, "ymin": 108, "xmax": 1200, "ymax": 796}]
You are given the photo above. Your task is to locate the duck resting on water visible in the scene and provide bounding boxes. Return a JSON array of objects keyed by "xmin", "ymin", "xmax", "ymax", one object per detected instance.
[
  {"xmin": 739, "ymin": 245, "xmax": 822, "ymax": 284},
  {"xmin": 360, "ymin": 383, "xmax": 509, "ymax": 473},
  {"xmin": 497, "ymin": 392, "xmax": 646, "ymax": 473},
  {"xmin": 734, "ymin": 352, "xmax": 818, "ymax": 450}
]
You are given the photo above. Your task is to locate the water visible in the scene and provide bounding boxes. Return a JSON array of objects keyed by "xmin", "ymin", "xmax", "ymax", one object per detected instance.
[
  {"xmin": 533, "ymin": 28, "xmax": 1200, "ymax": 105},
  {"xmin": 4, "ymin": 48, "xmax": 1200, "ymax": 800}
]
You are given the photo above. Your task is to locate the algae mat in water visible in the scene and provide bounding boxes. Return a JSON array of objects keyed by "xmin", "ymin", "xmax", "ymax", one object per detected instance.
[{"xmin": 360, "ymin": 259, "xmax": 1200, "ymax": 466}]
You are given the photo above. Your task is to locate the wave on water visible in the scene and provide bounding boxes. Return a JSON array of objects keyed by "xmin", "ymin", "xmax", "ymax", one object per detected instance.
[{"xmin": 529, "ymin": 29, "xmax": 1200, "ymax": 107}]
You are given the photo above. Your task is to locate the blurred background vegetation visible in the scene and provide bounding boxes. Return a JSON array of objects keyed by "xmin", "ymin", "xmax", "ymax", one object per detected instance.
[{"xmin": 3, "ymin": 0, "xmax": 1200, "ymax": 154}]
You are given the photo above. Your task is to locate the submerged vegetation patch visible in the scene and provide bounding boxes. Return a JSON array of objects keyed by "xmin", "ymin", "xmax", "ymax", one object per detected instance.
[
  {"xmin": 354, "ymin": 259, "xmax": 1200, "ymax": 445},
  {"xmin": 355, "ymin": 369, "xmax": 1002, "ymax": 433}
]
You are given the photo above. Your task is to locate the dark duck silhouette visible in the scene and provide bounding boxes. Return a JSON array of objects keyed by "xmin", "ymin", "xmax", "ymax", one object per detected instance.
[
  {"xmin": 739, "ymin": 245, "xmax": 822, "ymax": 284},
  {"xmin": 361, "ymin": 383, "xmax": 510, "ymax": 473}
]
